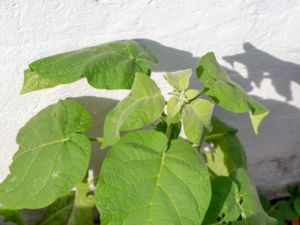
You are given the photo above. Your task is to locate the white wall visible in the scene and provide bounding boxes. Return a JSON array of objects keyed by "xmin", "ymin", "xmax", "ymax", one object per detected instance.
[{"xmin": 1, "ymin": 0, "xmax": 300, "ymax": 198}]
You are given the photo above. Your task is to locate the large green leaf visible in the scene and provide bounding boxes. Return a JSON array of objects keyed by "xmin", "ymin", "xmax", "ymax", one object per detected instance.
[
  {"xmin": 95, "ymin": 130, "xmax": 211, "ymax": 225},
  {"xmin": 163, "ymin": 69, "xmax": 192, "ymax": 91},
  {"xmin": 22, "ymin": 40, "xmax": 157, "ymax": 93},
  {"xmin": 0, "ymin": 208, "xmax": 25, "ymax": 225},
  {"xmin": 102, "ymin": 73, "xmax": 165, "ymax": 148},
  {"xmin": 203, "ymin": 117, "xmax": 247, "ymax": 176},
  {"xmin": 230, "ymin": 169, "xmax": 278, "ymax": 225},
  {"xmin": 0, "ymin": 100, "xmax": 92, "ymax": 209},
  {"xmin": 204, "ymin": 169, "xmax": 278, "ymax": 225},
  {"xmin": 196, "ymin": 52, "xmax": 269, "ymax": 134},
  {"xmin": 182, "ymin": 99, "xmax": 214, "ymax": 146},
  {"xmin": 67, "ymin": 183, "xmax": 94, "ymax": 225},
  {"xmin": 37, "ymin": 194, "xmax": 74, "ymax": 225}
]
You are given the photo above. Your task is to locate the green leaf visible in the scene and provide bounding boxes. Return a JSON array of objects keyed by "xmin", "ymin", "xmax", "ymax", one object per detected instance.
[
  {"xmin": 67, "ymin": 183, "xmax": 94, "ymax": 225},
  {"xmin": 230, "ymin": 169, "xmax": 278, "ymax": 225},
  {"xmin": 185, "ymin": 89, "xmax": 202, "ymax": 100},
  {"xmin": 196, "ymin": 52, "xmax": 269, "ymax": 134},
  {"xmin": 259, "ymin": 195, "xmax": 271, "ymax": 212},
  {"xmin": 163, "ymin": 69, "xmax": 192, "ymax": 91},
  {"xmin": 102, "ymin": 73, "xmax": 165, "ymax": 148},
  {"xmin": 204, "ymin": 169, "xmax": 278, "ymax": 225},
  {"xmin": 166, "ymin": 96, "xmax": 183, "ymax": 125},
  {"xmin": 0, "ymin": 100, "xmax": 92, "ymax": 209},
  {"xmin": 293, "ymin": 197, "xmax": 300, "ymax": 215},
  {"xmin": 37, "ymin": 194, "xmax": 74, "ymax": 225},
  {"xmin": 203, "ymin": 117, "xmax": 247, "ymax": 176},
  {"xmin": 22, "ymin": 40, "xmax": 157, "ymax": 93},
  {"xmin": 182, "ymin": 99, "xmax": 214, "ymax": 145},
  {"xmin": 275, "ymin": 200, "xmax": 298, "ymax": 221},
  {"xmin": 95, "ymin": 130, "xmax": 211, "ymax": 225},
  {"xmin": 203, "ymin": 176, "xmax": 240, "ymax": 224},
  {"xmin": 0, "ymin": 208, "xmax": 25, "ymax": 225}
]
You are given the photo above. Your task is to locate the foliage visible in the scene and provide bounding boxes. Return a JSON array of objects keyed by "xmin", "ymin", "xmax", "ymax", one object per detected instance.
[
  {"xmin": 260, "ymin": 185, "xmax": 300, "ymax": 225},
  {"xmin": 0, "ymin": 40, "xmax": 277, "ymax": 225}
]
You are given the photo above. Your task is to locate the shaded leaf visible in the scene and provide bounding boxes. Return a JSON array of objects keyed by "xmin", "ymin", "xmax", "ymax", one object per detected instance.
[
  {"xmin": 274, "ymin": 200, "xmax": 298, "ymax": 221},
  {"xmin": 293, "ymin": 197, "xmax": 300, "ymax": 215},
  {"xmin": 0, "ymin": 208, "xmax": 25, "ymax": 225},
  {"xmin": 203, "ymin": 176, "xmax": 240, "ymax": 224},
  {"xmin": 37, "ymin": 194, "xmax": 74, "ymax": 225},
  {"xmin": 95, "ymin": 130, "xmax": 211, "ymax": 225},
  {"xmin": 102, "ymin": 73, "xmax": 165, "ymax": 148},
  {"xmin": 230, "ymin": 169, "xmax": 278, "ymax": 225},
  {"xmin": 182, "ymin": 99, "xmax": 214, "ymax": 145},
  {"xmin": 203, "ymin": 117, "xmax": 247, "ymax": 176},
  {"xmin": 196, "ymin": 52, "xmax": 269, "ymax": 134},
  {"xmin": 67, "ymin": 183, "xmax": 94, "ymax": 225},
  {"xmin": 22, "ymin": 40, "xmax": 157, "ymax": 93},
  {"xmin": 163, "ymin": 69, "xmax": 192, "ymax": 91},
  {"xmin": 0, "ymin": 100, "xmax": 92, "ymax": 209}
]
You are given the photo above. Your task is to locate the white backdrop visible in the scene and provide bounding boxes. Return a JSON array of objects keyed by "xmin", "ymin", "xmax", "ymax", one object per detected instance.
[{"xmin": 1, "ymin": 0, "xmax": 300, "ymax": 197}]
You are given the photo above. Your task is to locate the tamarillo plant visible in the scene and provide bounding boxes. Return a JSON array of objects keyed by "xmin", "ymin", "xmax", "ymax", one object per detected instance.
[{"xmin": 0, "ymin": 40, "xmax": 278, "ymax": 225}]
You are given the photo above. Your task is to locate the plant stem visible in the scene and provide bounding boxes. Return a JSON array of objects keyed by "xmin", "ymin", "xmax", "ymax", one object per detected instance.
[
  {"xmin": 166, "ymin": 124, "xmax": 173, "ymax": 139},
  {"xmin": 204, "ymin": 133, "xmax": 225, "ymax": 142},
  {"xmin": 89, "ymin": 137, "xmax": 103, "ymax": 143}
]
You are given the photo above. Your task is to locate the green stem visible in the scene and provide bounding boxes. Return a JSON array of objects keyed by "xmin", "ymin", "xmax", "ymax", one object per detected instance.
[
  {"xmin": 204, "ymin": 133, "xmax": 225, "ymax": 142},
  {"xmin": 166, "ymin": 124, "xmax": 173, "ymax": 140},
  {"xmin": 89, "ymin": 137, "xmax": 103, "ymax": 143}
]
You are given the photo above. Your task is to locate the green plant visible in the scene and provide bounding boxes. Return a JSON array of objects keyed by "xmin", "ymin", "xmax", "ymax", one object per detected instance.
[
  {"xmin": 0, "ymin": 40, "xmax": 278, "ymax": 225},
  {"xmin": 260, "ymin": 185, "xmax": 300, "ymax": 225}
]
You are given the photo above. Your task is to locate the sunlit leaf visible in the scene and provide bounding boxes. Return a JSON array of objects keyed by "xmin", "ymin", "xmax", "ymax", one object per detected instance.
[
  {"xmin": 182, "ymin": 99, "xmax": 214, "ymax": 145},
  {"xmin": 96, "ymin": 130, "xmax": 211, "ymax": 225},
  {"xmin": 196, "ymin": 52, "xmax": 269, "ymax": 134},
  {"xmin": 163, "ymin": 69, "xmax": 192, "ymax": 91},
  {"xmin": 102, "ymin": 73, "xmax": 165, "ymax": 148},
  {"xmin": 0, "ymin": 100, "xmax": 92, "ymax": 209},
  {"xmin": 22, "ymin": 40, "xmax": 157, "ymax": 93}
]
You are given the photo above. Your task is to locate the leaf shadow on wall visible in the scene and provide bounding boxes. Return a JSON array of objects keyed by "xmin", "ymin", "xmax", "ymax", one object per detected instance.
[{"xmin": 138, "ymin": 39, "xmax": 300, "ymax": 197}]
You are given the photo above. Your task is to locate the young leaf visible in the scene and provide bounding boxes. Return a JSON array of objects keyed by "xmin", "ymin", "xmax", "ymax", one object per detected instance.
[
  {"xmin": 196, "ymin": 52, "xmax": 269, "ymax": 134},
  {"xmin": 203, "ymin": 117, "xmax": 247, "ymax": 176},
  {"xmin": 95, "ymin": 130, "xmax": 211, "ymax": 225},
  {"xmin": 163, "ymin": 69, "xmax": 192, "ymax": 91},
  {"xmin": 229, "ymin": 168, "xmax": 278, "ymax": 225},
  {"xmin": 67, "ymin": 183, "xmax": 94, "ymax": 225},
  {"xmin": 102, "ymin": 73, "xmax": 165, "ymax": 148},
  {"xmin": 0, "ymin": 208, "xmax": 25, "ymax": 225},
  {"xmin": 22, "ymin": 40, "xmax": 157, "ymax": 93},
  {"xmin": 182, "ymin": 99, "xmax": 214, "ymax": 145},
  {"xmin": 37, "ymin": 194, "xmax": 74, "ymax": 225},
  {"xmin": 0, "ymin": 100, "xmax": 92, "ymax": 209},
  {"xmin": 166, "ymin": 96, "xmax": 182, "ymax": 124},
  {"xmin": 185, "ymin": 89, "xmax": 202, "ymax": 100}
]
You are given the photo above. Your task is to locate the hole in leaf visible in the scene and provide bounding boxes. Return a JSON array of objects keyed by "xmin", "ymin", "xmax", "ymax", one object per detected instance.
[
  {"xmin": 217, "ymin": 216, "xmax": 222, "ymax": 222},
  {"xmin": 239, "ymin": 196, "xmax": 244, "ymax": 205},
  {"xmin": 221, "ymin": 213, "xmax": 225, "ymax": 218},
  {"xmin": 237, "ymin": 215, "xmax": 243, "ymax": 221}
]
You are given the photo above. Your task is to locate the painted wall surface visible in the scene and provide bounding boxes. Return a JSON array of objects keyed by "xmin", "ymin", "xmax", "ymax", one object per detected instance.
[{"xmin": 1, "ymin": 0, "xmax": 300, "ymax": 199}]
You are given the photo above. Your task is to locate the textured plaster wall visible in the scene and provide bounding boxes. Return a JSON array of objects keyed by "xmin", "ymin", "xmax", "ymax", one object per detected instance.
[{"xmin": 0, "ymin": 0, "xmax": 300, "ymax": 198}]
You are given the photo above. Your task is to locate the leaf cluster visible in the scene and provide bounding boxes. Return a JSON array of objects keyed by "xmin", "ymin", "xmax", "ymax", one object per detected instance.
[{"xmin": 0, "ymin": 40, "xmax": 276, "ymax": 225}]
